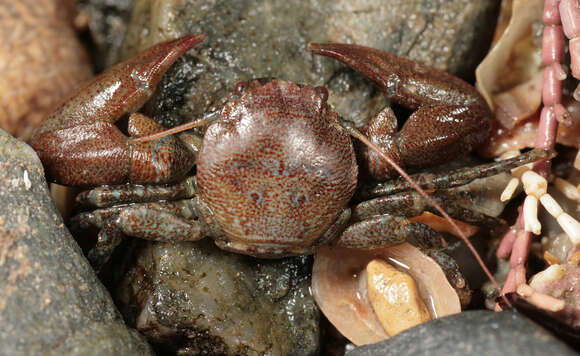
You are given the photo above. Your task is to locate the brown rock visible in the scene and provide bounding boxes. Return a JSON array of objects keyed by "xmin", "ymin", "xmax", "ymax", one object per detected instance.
[{"xmin": 0, "ymin": 0, "xmax": 93, "ymax": 140}]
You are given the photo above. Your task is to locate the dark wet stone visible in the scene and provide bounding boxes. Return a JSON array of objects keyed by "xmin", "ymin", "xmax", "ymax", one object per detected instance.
[
  {"xmin": 0, "ymin": 130, "xmax": 153, "ymax": 355},
  {"xmin": 114, "ymin": 0, "xmax": 499, "ymax": 128},
  {"xmin": 347, "ymin": 310, "xmax": 577, "ymax": 356},
  {"xmin": 82, "ymin": 0, "xmax": 134, "ymax": 70},
  {"xmin": 116, "ymin": 239, "xmax": 319, "ymax": 355}
]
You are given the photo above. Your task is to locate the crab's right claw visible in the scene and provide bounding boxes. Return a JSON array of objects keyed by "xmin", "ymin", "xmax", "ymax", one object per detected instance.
[{"xmin": 30, "ymin": 34, "xmax": 206, "ymax": 187}]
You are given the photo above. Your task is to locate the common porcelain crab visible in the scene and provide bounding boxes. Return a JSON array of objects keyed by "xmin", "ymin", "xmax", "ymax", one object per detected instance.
[{"xmin": 30, "ymin": 34, "xmax": 551, "ymax": 303}]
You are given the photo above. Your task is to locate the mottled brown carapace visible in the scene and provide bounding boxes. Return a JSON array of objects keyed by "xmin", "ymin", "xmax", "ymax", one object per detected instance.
[{"xmin": 197, "ymin": 79, "xmax": 357, "ymax": 251}]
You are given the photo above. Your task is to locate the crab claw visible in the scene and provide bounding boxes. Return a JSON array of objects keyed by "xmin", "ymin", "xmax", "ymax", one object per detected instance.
[
  {"xmin": 308, "ymin": 43, "xmax": 491, "ymax": 179},
  {"xmin": 308, "ymin": 43, "xmax": 486, "ymax": 109},
  {"xmin": 31, "ymin": 34, "xmax": 206, "ymax": 186}
]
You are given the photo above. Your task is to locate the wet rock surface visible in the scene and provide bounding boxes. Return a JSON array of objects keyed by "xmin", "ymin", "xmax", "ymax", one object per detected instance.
[
  {"xmin": 111, "ymin": 0, "xmax": 499, "ymax": 129},
  {"xmin": 81, "ymin": 0, "xmax": 134, "ymax": 70},
  {"xmin": 0, "ymin": 130, "xmax": 153, "ymax": 355},
  {"xmin": 347, "ymin": 310, "xmax": 577, "ymax": 356},
  {"xmin": 116, "ymin": 240, "xmax": 319, "ymax": 355}
]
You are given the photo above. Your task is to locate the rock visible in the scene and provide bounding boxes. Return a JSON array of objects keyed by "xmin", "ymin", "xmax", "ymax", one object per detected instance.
[
  {"xmin": 109, "ymin": 0, "xmax": 499, "ymax": 128},
  {"xmin": 116, "ymin": 240, "xmax": 319, "ymax": 355},
  {"xmin": 347, "ymin": 310, "xmax": 576, "ymax": 356},
  {"xmin": 0, "ymin": 0, "xmax": 93, "ymax": 140},
  {"xmin": 0, "ymin": 130, "xmax": 153, "ymax": 355},
  {"xmin": 81, "ymin": 0, "xmax": 134, "ymax": 70}
]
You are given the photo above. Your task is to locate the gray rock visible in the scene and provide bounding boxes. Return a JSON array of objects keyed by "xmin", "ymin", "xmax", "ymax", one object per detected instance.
[
  {"xmin": 116, "ymin": 240, "xmax": 319, "ymax": 355},
  {"xmin": 115, "ymin": 0, "xmax": 498, "ymax": 128},
  {"xmin": 82, "ymin": 0, "xmax": 134, "ymax": 70},
  {"xmin": 0, "ymin": 130, "xmax": 153, "ymax": 356},
  {"xmin": 347, "ymin": 310, "xmax": 576, "ymax": 356}
]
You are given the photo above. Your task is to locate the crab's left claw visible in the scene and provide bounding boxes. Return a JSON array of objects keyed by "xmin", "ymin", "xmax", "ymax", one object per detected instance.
[{"xmin": 308, "ymin": 43, "xmax": 492, "ymax": 180}]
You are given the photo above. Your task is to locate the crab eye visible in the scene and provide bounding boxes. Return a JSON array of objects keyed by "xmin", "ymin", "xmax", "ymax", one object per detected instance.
[
  {"xmin": 314, "ymin": 86, "xmax": 329, "ymax": 103},
  {"xmin": 234, "ymin": 81, "xmax": 249, "ymax": 96}
]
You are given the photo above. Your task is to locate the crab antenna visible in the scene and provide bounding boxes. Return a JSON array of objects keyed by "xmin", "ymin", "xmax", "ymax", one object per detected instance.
[
  {"xmin": 341, "ymin": 122, "xmax": 509, "ymax": 306},
  {"xmin": 132, "ymin": 114, "xmax": 218, "ymax": 143}
]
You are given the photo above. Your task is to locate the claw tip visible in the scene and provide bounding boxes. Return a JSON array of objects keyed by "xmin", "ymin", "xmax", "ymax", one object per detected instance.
[
  {"xmin": 307, "ymin": 42, "xmax": 318, "ymax": 52},
  {"xmin": 307, "ymin": 42, "xmax": 329, "ymax": 54},
  {"xmin": 179, "ymin": 32, "xmax": 207, "ymax": 49}
]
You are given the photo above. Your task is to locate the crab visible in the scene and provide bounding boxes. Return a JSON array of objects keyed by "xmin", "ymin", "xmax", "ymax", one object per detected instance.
[{"xmin": 29, "ymin": 34, "xmax": 551, "ymax": 302}]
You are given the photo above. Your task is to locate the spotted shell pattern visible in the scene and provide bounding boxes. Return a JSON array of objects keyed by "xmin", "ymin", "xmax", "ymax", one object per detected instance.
[{"xmin": 197, "ymin": 79, "xmax": 358, "ymax": 249}]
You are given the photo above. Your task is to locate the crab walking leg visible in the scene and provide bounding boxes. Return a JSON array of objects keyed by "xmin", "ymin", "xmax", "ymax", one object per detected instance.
[
  {"xmin": 29, "ymin": 34, "xmax": 206, "ymax": 186},
  {"xmin": 87, "ymin": 219, "xmax": 125, "ymax": 270},
  {"xmin": 427, "ymin": 250, "xmax": 472, "ymax": 307},
  {"xmin": 352, "ymin": 190, "xmax": 505, "ymax": 229},
  {"xmin": 76, "ymin": 176, "xmax": 197, "ymax": 208},
  {"xmin": 360, "ymin": 149, "xmax": 554, "ymax": 199},
  {"xmin": 336, "ymin": 215, "xmax": 443, "ymax": 249},
  {"xmin": 73, "ymin": 199, "xmax": 205, "ymax": 269},
  {"xmin": 115, "ymin": 204, "xmax": 204, "ymax": 241},
  {"xmin": 73, "ymin": 199, "xmax": 203, "ymax": 239}
]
